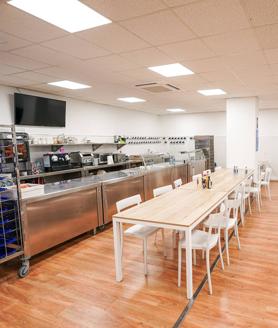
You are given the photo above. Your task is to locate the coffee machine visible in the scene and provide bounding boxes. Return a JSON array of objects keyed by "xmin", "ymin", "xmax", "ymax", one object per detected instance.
[{"xmin": 43, "ymin": 153, "xmax": 71, "ymax": 172}]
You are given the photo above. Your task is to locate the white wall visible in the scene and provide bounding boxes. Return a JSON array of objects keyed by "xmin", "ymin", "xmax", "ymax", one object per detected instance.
[
  {"xmin": 160, "ymin": 109, "xmax": 278, "ymax": 179},
  {"xmin": 226, "ymin": 97, "xmax": 258, "ymax": 170},
  {"xmin": 159, "ymin": 112, "xmax": 227, "ymax": 168},
  {"xmin": 1, "ymin": 84, "xmax": 278, "ymax": 178},
  {"xmin": 0, "ymin": 85, "xmax": 162, "ymax": 158}
]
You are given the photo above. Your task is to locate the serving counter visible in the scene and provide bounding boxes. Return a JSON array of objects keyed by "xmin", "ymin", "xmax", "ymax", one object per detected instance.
[{"xmin": 21, "ymin": 160, "xmax": 206, "ymax": 259}]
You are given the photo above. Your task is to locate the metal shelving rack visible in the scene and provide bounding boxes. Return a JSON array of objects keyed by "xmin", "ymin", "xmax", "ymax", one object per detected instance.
[
  {"xmin": 0, "ymin": 124, "xmax": 29, "ymax": 277},
  {"xmin": 194, "ymin": 135, "xmax": 215, "ymax": 172}
]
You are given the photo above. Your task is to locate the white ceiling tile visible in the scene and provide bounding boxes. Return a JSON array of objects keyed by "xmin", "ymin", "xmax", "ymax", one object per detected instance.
[
  {"xmin": 121, "ymin": 10, "xmax": 196, "ymax": 46},
  {"xmin": 174, "ymin": 0, "xmax": 250, "ymax": 37},
  {"xmin": 181, "ymin": 57, "xmax": 229, "ymax": 73},
  {"xmin": 203, "ymin": 29, "xmax": 260, "ymax": 56},
  {"xmin": 0, "ymin": 51, "xmax": 48, "ymax": 70},
  {"xmin": 120, "ymin": 47, "xmax": 172, "ymax": 67},
  {"xmin": 268, "ymin": 63, "xmax": 278, "ymax": 75},
  {"xmin": 255, "ymin": 24, "xmax": 278, "ymax": 49},
  {"xmin": 231, "ymin": 65, "xmax": 272, "ymax": 79},
  {"xmin": 0, "ymin": 63, "xmax": 25, "ymax": 75},
  {"xmin": 0, "ymin": 3, "xmax": 67, "ymax": 42},
  {"xmin": 42, "ymin": 35, "xmax": 110, "ymax": 60},
  {"xmin": 0, "ymin": 31, "xmax": 30, "ymax": 51},
  {"xmin": 76, "ymin": 23, "xmax": 149, "ymax": 53},
  {"xmin": 11, "ymin": 45, "xmax": 79, "ymax": 66},
  {"xmin": 199, "ymin": 70, "xmax": 240, "ymax": 83},
  {"xmin": 84, "ymin": 54, "xmax": 139, "ymax": 72},
  {"xmin": 0, "ymin": 74, "xmax": 37, "ymax": 87},
  {"xmin": 158, "ymin": 39, "xmax": 215, "ymax": 61},
  {"xmin": 35, "ymin": 66, "xmax": 76, "ymax": 80},
  {"xmin": 81, "ymin": 0, "xmax": 167, "ymax": 21},
  {"xmin": 264, "ymin": 48, "xmax": 278, "ymax": 64},
  {"xmin": 119, "ymin": 67, "xmax": 167, "ymax": 83},
  {"xmin": 222, "ymin": 51, "xmax": 267, "ymax": 70},
  {"xmin": 240, "ymin": 0, "xmax": 278, "ymax": 27},
  {"xmin": 6, "ymin": 71, "xmax": 56, "ymax": 84},
  {"xmin": 163, "ymin": 0, "xmax": 200, "ymax": 7},
  {"xmin": 169, "ymin": 75, "xmax": 210, "ymax": 91}
]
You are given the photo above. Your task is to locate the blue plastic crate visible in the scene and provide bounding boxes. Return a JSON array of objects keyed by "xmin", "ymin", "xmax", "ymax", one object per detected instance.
[{"xmin": 0, "ymin": 247, "xmax": 17, "ymax": 259}]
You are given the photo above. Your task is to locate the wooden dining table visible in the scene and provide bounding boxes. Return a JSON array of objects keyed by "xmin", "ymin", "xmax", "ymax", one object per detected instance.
[{"xmin": 112, "ymin": 168, "xmax": 254, "ymax": 299}]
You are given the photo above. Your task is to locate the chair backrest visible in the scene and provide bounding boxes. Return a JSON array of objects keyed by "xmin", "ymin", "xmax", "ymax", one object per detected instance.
[
  {"xmin": 234, "ymin": 182, "xmax": 245, "ymax": 199},
  {"xmin": 203, "ymin": 169, "xmax": 211, "ymax": 175},
  {"xmin": 174, "ymin": 178, "xmax": 182, "ymax": 188},
  {"xmin": 264, "ymin": 167, "xmax": 272, "ymax": 183},
  {"xmin": 192, "ymin": 174, "xmax": 202, "ymax": 182},
  {"xmin": 215, "ymin": 166, "xmax": 222, "ymax": 171},
  {"xmin": 116, "ymin": 194, "xmax": 142, "ymax": 212},
  {"xmin": 153, "ymin": 184, "xmax": 173, "ymax": 197}
]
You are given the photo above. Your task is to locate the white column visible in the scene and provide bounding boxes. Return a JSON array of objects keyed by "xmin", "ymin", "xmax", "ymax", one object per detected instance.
[{"xmin": 226, "ymin": 97, "xmax": 259, "ymax": 172}]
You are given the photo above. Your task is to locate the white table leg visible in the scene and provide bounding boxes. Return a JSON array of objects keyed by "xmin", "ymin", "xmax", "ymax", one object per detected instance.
[
  {"xmin": 113, "ymin": 218, "xmax": 123, "ymax": 282},
  {"xmin": 185, "ymin": 228, "xmax": 193, "ymax": 299}
]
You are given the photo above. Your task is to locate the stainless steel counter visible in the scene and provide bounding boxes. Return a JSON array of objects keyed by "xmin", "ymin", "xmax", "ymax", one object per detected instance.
[
  {"xmin": 19, "ymin": 160, "xmax": 142, "ymax": 181},
  {"xmin": 20, "ymin": 160, "xmax": 206, "ymax": 259}
]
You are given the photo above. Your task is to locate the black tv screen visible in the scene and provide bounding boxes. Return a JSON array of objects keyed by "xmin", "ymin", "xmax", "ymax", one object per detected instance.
[{"xmin": 14, "ymin": 93, "xmax": 66, "ymax": 127}]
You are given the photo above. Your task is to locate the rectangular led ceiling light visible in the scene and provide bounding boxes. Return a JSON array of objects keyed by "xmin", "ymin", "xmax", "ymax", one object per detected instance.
[
  {"xmin": 166, "ymin": 108, "xmax": 186, "ymax": 113},
  {"xmin": 117, "ymin": 97, "xmax": 146, "ymax": 103},
  {"xmin": 198, "ymin": 89, "xmax": 226, "ymax": 96},
  {"xmin": 8, "ymin": 0, "xmax": 112, "ymax": 33},
  {"xmin": 148, "ymin": 63, "xmax": 194, "ymax": 77},
  {"xmin": 48, "ymin": 80, "xmax": 91, "ymax": 89}
]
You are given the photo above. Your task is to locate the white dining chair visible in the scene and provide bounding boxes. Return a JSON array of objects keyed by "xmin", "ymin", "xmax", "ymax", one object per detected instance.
[
  {"xmin": 215, "ymin": 166, "xmax": 222, "ymax": 171},
  {"xmin": 173, "ymin": 178, "xmax": 184, "ymax": 245},
  {"xmin": 153, "ymin": 184, "xmax": 174, "ymax": 251},
  {"xmin": 261, "ymin": 167, "xmax": 272, "ymax": 200},
  {"xmin": 174, "ymin": 178, "xmax": 182, "ymax": 188},
  {"xmin": 177, "ymin": 220, "xmax": 224, "ymax": 294},
  {"xmin": 153, "ymin": 184, "xmax": 173, "ymax": 197},
  {"xmin": 116, "ymin": 194, "xmax": 165, "ymax": 275},
  {"xmin": 243, "ymin": 179, "xmax": 252, "ymax": 215},
  {"xmin": 203, "ymin": 169, "xmax": 211, "ymax": 175},
  {"xmin": 245, "ymin": 177, "xmax": 262, "ymax": 212},
  {"xmin": 203, "ymin": 196, "xmax": 241, "ymax": 265},
  {"xmin": 192, "ymin": 173, "xmax": 202, "ymax": 182},
  {"xmin": 229, "ymin": 183, "xmax": 245, "ymax": 225}
]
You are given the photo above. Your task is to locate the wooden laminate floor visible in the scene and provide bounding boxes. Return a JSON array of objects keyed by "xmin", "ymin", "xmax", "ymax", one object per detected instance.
[{"xmin": 1, "ymin": 184, "xmax": 278, "ymax": 328}]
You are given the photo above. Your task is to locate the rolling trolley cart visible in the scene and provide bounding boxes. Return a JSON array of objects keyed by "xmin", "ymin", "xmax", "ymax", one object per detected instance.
[{"xmin": 0, "ymin": 124, "xmax": 29, "ymax": 277}]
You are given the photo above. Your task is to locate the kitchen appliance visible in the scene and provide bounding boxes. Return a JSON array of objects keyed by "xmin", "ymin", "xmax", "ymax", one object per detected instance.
[
  {"xmin": 69, "ymin": 152, "xmax": 94, "ymax": 167},
  {"xmin": 43, "ymin": 153, "xmax": 71, "ymax": 172},
  {"xmin": 107, "ymin": 155, "xmax": 114, "ymax": 165},
  {"xmin": 0, "ymin": 132, "xmax": 31, "ymax": 174},
  {"xmin": 96, "ymin": 153, "xmax": 113, "ymax": 165},
  {"xmin": 113, "ymin": 153, "xmax": 127, "ymax": 163}
]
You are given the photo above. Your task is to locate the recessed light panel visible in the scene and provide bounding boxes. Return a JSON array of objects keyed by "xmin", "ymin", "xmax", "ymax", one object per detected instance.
[
  {"xmin": 148, "ymin": 63, "xmax": 194, "ymax": 77},
  {"xmin": 117, "ymin": 97, "xmax": 146, "ymax": 103},
  {"xmin": 166, "ymin": 108, "xmax": 186, "ymax": 113},
  {"xmin": 198, "ymin": 89, "xmax": 226, "ymax": 96},
  {"xmin": 8, "ymin": 0, "xmax": 112, "ymax": 33},
  {"xmin": 48, "ymin": 80, "xmax": 91, "ymax": 90}
]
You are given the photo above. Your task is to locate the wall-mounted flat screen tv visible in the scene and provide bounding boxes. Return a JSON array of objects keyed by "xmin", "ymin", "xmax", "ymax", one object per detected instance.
[{"xmin": 14, "ymin": 93, "xmax": 66, "ymax": 127}]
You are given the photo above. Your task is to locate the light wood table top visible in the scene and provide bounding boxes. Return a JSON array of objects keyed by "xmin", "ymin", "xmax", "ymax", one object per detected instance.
[
  {"xmin": 181, "ymin": 168, "xmax": 253, "ymax": 194},
  {"xmin": 113, "ymin": 169, "xmax": 253, "ymax": 228},
  {"xmin": 114, "ymin": 187, "xmax": 226, "ymax": 228}
]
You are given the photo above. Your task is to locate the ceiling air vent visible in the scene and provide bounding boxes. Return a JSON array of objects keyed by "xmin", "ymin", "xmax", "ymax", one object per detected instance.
[{"xmin": 135, "ymin": 82, "xmax": 180, "ymax": 93}]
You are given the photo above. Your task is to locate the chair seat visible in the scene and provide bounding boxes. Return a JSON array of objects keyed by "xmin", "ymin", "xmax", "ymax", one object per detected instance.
[
  {"xmin": 204, "ymin": 214, "xmax": 237, "ymax": 230},
  {"xmin": 244, "ymin": 192, "xmax": 250, "ymax": 199},
  {"xmin": 248, "ymin": 186, "xmax": 259, "ymax": 194},
  {"xmin": 180, "ymin": 230, "xmax": 218, "ymax": 250},
  {"xmin": 124, "ymin": 224, "xmax": 159, "ymax": 238},
  {"xmin": 261, "ymin": 181, "xmax": 268, "ymax": 186}
]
